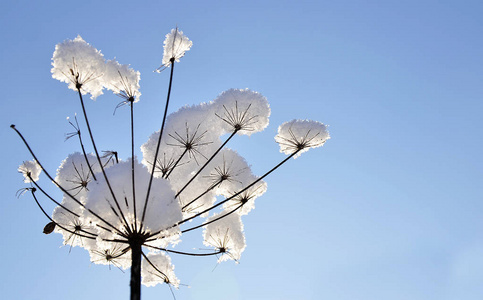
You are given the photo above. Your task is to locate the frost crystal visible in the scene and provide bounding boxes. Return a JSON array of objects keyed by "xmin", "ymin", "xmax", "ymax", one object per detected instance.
[
  {"xmin": 275, "ymin": 119, "xmax": 330, "ymax": 158},
  {"xmin": 51, "ymin": 36, "xmax": 105, "ymax": 99},
  {"xmin": 18, "ymin": 160, "xmax": 41, "ymax": 183},
  {"xmin": 161, "ymin": 28, "xmax": 192, "ymax": 67}
]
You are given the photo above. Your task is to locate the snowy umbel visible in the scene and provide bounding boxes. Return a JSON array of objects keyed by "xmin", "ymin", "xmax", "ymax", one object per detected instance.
[{"xmin": 14, "ymin": 28, "xmax": 330, "ymax": 297}]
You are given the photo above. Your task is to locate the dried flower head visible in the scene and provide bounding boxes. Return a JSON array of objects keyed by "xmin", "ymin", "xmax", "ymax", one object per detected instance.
[
  {"xmin": 275, "ymin": 119, "xmax": 330, "ymax": 158},
  {"xmin": 51, "ymin": 36, "xmax": 105, "ymax": 99},
  {"xmin": 18, "ymin": 160, "xmax": 41, "ymax": 183},
  {"xmin": 159, "ymin": 27, "xmax": 192, "ymax": 70}
]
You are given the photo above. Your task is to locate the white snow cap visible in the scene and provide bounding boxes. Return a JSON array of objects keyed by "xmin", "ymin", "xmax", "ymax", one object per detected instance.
[
  {"xmin": 103, "ymin": 59, "xmax": 141, "ymax": 102},
  {"xmin": 203, "ymin": 213, "xmax": 246, "ymax": 262},
  {"xmin": 89, "ymin": 242, "xmax": 131, "ymax": 270},
  {"xmin": 212, "ymin": 89, "xmax": 270, "ymax": 136},
  {"xmin": 18, "ymin": 160, "xmax": 41, "ymax": 183},
  {"xmin": 51, "ymin": 36, "xmax": 105, "ymax": 99},
  {"xmin": 275, "ymin": 119, "xmax": 330, "ymax": 158},
  {"xmin": 161, "ymin": 28, "xmax": 192, "ymax": 67},
  {"xmin": 142, "ymin": 252, "xmax": 180, "ymax": 287}
]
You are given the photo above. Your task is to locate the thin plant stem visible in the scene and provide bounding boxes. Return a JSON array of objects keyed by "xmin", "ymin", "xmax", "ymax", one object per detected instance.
[
  {"xmin": 78, "ymin": 134, "xmax": 97, "ymax": 181},
  {"xmin": 140, "ymin": 59, "xmax": 175, "ymax": 231},
  {"xmin": 76, "ymin": 89, "xmax": 132, "ymax": 235},
  {"xmin": 28, "ymin": 175, "xmax": 80, "ymax": 218},
  {"xmin": 144, "ymin": 244, "xmax": 223, "ymax": 257},
  {"xmin": 163, "ymin": 148, "xmax": 188, "ymax": 179},
  {"xmin": 66, "ymin": 116, "xmax": 97, "ymax": 181},
  {"xmin": 181, "ymin": 178, "xmax": 222, "ymax": 211},
  {"xmin": 130, "ymin": 101, "xmax": 138, "ymax": 233},
  {"xmin": 30, "ymin": 189, "xmax": 97, "ymax": 239},
  {"xmin": 141, "ymin": 251, "xmax": 168, "ymax": 282},
  {"xmin": 181, "ymin": 203, "xmax": 243, "ymax": 234}
]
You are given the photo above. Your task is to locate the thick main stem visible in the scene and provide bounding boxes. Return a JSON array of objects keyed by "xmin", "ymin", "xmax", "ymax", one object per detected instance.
[{"xmin": 130, "ymin": 241, "xmax": 142, "ymax": 300}]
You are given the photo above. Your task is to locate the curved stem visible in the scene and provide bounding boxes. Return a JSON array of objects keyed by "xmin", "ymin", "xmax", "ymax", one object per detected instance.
[
  {"xmin": 182, "ymin": 178, "xmax": 222, "ymax": 211},
  {"xmin": 76, "ymin": 89, "xmax": 132, "ymax": 235},
  {"xmin": 181, "ymin": 203, "xmax": 243, "ymax": 234},
  {"xmin": 141, "ymin": 61, "xmax": 175, "ymax": 231},
  {"xmin": 29, "ymin": 176, "xmax": 79, "ymax": 218},
  {"xmin": 144, "ymin": 244, "xmax": 223, "ymax": 257},
  {"xmin": 30, "ymin": 189, "xmax": 97, "ymax": 240},
  {"xmin": 11, "ymin": 125, "xmax": 126, "ymax": 237},
  {"xmin": 141, "ymin": 251, "xmax": 168, "ymax": 282}
]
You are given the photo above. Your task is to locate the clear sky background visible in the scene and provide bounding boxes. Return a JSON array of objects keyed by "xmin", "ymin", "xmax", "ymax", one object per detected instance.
[{"xmin": 1, "ymin": 0, "xmax": 482, "ymax": 299}]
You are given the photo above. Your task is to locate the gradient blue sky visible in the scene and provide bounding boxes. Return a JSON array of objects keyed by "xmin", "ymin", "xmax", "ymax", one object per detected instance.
[{"xmin": 1, "ymin": 1, "xmax": 482, "ymax": 299}]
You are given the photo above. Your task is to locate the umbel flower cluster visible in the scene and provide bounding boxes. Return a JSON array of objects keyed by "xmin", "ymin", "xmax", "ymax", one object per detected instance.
[{"xmin": 14, "ymin": 28, "xmax": 330, "ymax": 299}]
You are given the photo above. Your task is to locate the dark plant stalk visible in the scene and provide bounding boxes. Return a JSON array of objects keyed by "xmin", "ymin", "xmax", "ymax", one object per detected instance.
[
  {"xmin": 76, "ymin": 89, "xmax": 132, "ymax": 235},
  {"xmin": 163, "ymin": 148, "xmax": 188, "ymax": 179},
  {"xmin": 144, "ymin": 244, "xmax": 224, "ymax": 257},
  {"xmin": 181, "ymin": 203, "xmax": 243, "ymax": 234},
  {"xmin": 130, "ymin": 101, "xmax": 137, "ymax": 233},
  {"xmin": 182, "ymin": 178, "xmax": 222, "ymax": 210},
  {"xmin": 75, "ymin": 126, "xmax": 97, "ymax": 181},
  {"xmin": 130, "ymin": 240, "xmax": 142, "ymax": 300},
  {"xmin": 140, "ymin": 60, "xmax": 175, "ymax": 231}
]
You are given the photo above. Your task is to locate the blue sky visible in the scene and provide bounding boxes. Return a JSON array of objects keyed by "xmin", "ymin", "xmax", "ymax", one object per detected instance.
[{"xmin": 1, "ymin": 0, "xmax": 482, "ymax": 299}]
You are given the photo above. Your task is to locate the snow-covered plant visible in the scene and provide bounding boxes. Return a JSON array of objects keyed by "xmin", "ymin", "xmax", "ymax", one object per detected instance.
[{"xmin": 12, "ymin": 27, "xmax": 330, "ymax": 300}]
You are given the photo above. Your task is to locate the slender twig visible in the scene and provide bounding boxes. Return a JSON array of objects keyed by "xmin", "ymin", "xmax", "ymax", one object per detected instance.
[
  {"xmin": 144, "ymin": 244, "xmax": 223, "ymax": 257},
  {"xmin": 181, "ymin": 178, "xmax": 221, "ymax": 211},
  {"xmin": 66, "ymin": 116, "xmax": 97, "ymax": 181},
  {"xmin": 140, "ymin": 59, "xmax": 175, "ymax": 231},
  {"xmin": 181, "ymin": 203, "xmax": 243, "ymax": 234},
  {"xmin": 76, "ymin": 89, "xmax": 132, "ymax": 235},
  {"xmin": 28, "ymin": 175, "xmax": 79, "ymax": 218},
  {"xmin": 141, "ymin": 251, "xmax": 169, "ymax": 282},
  {"xmin": 163, "ymin": 148, "xmax": 188, "ymax": 179},
  {"xmin": 30, "ymin": 189, "xmax": 97, "ymax": 240}
]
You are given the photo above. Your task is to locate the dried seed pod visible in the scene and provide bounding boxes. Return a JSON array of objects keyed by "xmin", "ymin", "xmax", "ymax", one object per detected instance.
[{"xmin": 43, "ymin": 222, "xmax": 56, "ymax": 234}]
